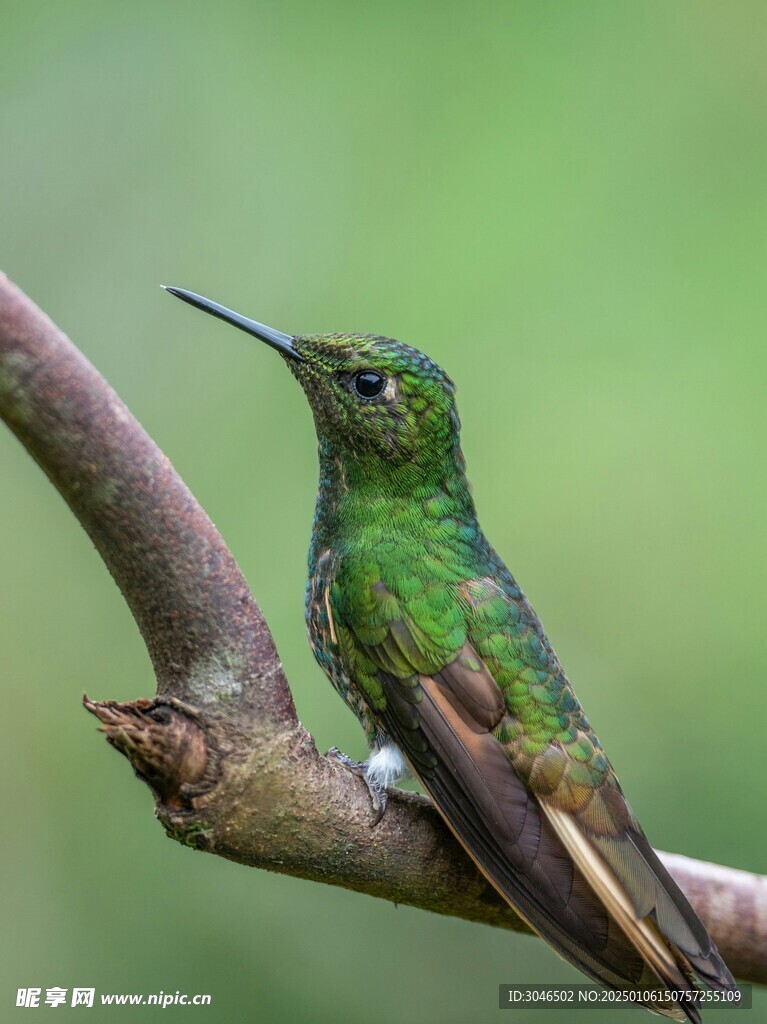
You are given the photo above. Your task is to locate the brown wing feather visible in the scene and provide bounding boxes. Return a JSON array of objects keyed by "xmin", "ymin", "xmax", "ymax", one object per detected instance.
[
  {"xmin": 375, "ymin": 643, "xmax": 721, "ymax": 1023},
  {"xmin": 544, "ymin": 781, "xmax": 734, "ymax": 992}
]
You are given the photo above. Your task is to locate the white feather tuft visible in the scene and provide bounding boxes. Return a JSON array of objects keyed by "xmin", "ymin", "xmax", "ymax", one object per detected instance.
[{"xmin": 364, "ymin": 744, "xmax": 409, "ymax": 789}]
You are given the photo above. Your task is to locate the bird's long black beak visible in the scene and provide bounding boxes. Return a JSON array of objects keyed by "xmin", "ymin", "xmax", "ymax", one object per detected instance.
[{"xmin": 163, "ymin": 286, "xmax": 303, "ymax": 362}]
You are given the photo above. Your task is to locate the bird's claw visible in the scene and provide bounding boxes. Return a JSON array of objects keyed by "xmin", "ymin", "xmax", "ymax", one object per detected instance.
[
  {"xmin": 368, "ymin": 785, "xmax": 387, "ymax": 827},
  {"xmin": 326, "ymin": 746, "xmax": 366, "ymax": 774},
  {"xmin": 327, "ymin": 746, "xmax": 388, "ymax": 827}
]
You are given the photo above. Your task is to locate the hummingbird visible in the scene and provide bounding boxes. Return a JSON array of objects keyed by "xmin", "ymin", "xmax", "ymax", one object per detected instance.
[{"xmin": 165, "ymin": 287, "xmax": 736, "ymax": 1022}]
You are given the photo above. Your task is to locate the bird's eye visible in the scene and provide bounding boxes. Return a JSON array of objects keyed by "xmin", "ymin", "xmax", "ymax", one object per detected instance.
[{"xmin": 353, "ymin": 371, "xmax": 386, "ymax": 400}]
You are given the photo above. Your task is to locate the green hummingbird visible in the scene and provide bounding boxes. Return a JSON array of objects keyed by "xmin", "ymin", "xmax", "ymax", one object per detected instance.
[{"xmin": 165, "ymin": 287, "xmax": 736, "ymax": 1022}]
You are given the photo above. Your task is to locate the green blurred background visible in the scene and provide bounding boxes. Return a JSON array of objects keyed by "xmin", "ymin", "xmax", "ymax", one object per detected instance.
[{"xmin": 1, "ymin": 1, "xmax": 765, "ymax": 1021}]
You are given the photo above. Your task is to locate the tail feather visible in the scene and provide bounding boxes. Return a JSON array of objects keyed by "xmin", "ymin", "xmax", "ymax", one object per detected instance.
[
  {"xmin": 368, "ymin": 639, "xmax": 737, "ymax": 1022},
  {"xmin": 549, "ymin": 783, "xmax": 736, "ymax": 994},
  {"xmin": 380, "ymin": 670, "xmax": 715, "ymax": 1020}
]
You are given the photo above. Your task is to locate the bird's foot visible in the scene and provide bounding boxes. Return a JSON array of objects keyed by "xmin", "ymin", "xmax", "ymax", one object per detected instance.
[{"xmin": 326, "ymin": 747, "xmax": 388, "ymax": 826}]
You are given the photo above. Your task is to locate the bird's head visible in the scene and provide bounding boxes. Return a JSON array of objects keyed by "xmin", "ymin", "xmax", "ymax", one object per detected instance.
[{"xmin": 165, "ymin": 288, "xmax": 462, "ymax": 480}]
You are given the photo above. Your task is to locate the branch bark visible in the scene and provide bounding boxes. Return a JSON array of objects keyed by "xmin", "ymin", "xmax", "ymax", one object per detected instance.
[{"xmin": 1, "ymin": 272, "xmax": 764, "ymax": 986}]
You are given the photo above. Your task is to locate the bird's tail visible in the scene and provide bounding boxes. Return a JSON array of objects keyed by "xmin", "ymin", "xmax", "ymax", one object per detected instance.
[{"xmin": 384, "ymin": 668, "xmax": 737, "ymax": 1023}]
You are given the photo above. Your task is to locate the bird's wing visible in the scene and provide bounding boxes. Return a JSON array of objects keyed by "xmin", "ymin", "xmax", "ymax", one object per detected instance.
[{"xmin": 331, "ymin": 576, "xmax": 735, "ymax": 1023}]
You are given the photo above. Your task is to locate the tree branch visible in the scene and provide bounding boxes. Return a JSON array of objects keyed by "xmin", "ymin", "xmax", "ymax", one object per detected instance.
[{"xmin": 1, "ymin": 271, "xmax": 764, "ymax": 986}]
